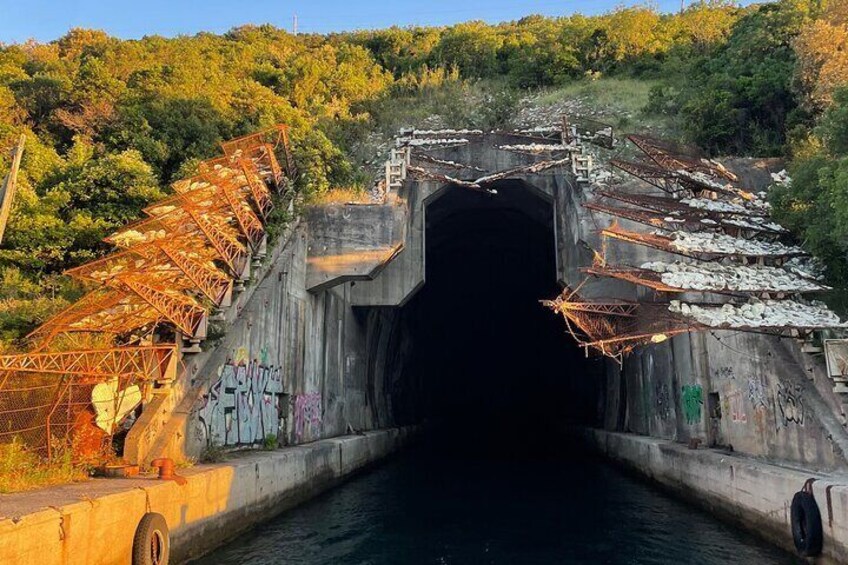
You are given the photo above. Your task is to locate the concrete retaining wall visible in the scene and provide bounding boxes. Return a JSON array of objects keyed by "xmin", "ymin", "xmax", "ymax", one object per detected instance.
[
  {"xmin": 581, "ymin": 428, "xmax": 848, "ymax": 563},
  {"xmin": 0, "ymin": 427, "xmax": 416, "ymax": 565}
]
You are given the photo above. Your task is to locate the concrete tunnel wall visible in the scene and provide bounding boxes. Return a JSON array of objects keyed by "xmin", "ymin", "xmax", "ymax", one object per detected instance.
[{"xmin": 145, "ymin": 134, "xmax": 848, "ymax": 477}]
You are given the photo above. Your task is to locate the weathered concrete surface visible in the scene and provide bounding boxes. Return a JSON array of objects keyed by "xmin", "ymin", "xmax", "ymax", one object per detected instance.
[
  {"xmin": 306, "ymin": 202, "xmax": 407, "ymax": 291},
  {"xmin": 580, "ymin": 428, "xmax": 848, "ymax": 563},
  {"xmin": 0, "ymin": 427, "xmax": 416, "ymax": 565},
  {"xmin": 142, "ymin": 213, "xmax": 422, "ymax": 465}
]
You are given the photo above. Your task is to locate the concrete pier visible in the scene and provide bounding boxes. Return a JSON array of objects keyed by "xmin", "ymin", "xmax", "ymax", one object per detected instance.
[
  {"xmin": 0, "ymin": 427, "xmax": 416, "ymax": 565},
  {"xmin": 580, "ymin": 428, "xmax": 848, "ymax": 563}
]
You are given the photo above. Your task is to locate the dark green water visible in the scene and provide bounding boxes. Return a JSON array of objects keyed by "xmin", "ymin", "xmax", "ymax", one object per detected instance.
[{"xmin": 195, "ymin": 439, "xmax": 800, "ymax": 565}]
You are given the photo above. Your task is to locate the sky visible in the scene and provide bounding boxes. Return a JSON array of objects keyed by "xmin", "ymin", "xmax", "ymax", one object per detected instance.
[{"xmin": 0, "ymin": 0, "xmax": 761, "ymax": 44}]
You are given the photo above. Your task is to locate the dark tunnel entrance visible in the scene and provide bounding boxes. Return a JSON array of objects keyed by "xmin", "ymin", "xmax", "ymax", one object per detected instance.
[{"xmin": 398, "ymin": 180, "xmax": 604, "ymax": 449}]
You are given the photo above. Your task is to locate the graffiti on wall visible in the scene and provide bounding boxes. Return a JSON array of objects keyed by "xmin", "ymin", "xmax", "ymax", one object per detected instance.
[
  {"xmin": 294, "ymin": 392, "xmax": 322, "ymax": 441},
  {"xmin": 747, "ymin": 376, "xmax": 768, "ymax": 410},
  {"xmin": 713, "ymin": 366, "xmax": 735, "ymax": 380},
  {"xmin": 745, "ymin": 375, "xmax": 770, "ymax": 435},
  {"xmin": 724, "ymin": 386, "xmax": 747, "ymax": 424},
  {"xmin": 681, "ymin": 385, "xmax": 703, "ymax": 425},
  {"xmin": 655, "ymin": 381, "xmax": 671, "ymax": 421},
  {"xmin": 195, "ymin": 348, "xmax": 285, "ymax": 446},
  {"xmin": 776, "ymin": 383, "xmax": 805, "ymax": 429}
]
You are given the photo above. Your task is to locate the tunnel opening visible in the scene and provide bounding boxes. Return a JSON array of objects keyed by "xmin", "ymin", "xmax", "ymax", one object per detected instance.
[{"xmin": 396, "ymin": 180, "xmax": 604, "ymax": 453}]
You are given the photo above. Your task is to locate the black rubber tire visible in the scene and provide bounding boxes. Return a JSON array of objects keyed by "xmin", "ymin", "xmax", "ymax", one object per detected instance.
[
  {"xmin": 132, "ymin": 512, "xmax": 170, "ymax": 565},
  {"xmin": 791, "ymin": 491, "xmax": 823, "ymax": 557}
]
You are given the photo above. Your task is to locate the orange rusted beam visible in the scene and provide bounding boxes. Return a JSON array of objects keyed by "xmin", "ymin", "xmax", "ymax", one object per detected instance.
[
  {"xmin": 29, "ymin": 289, "xmax": 164, "ymax": 346},
  {"xmin": 0, "ymin": 345, "xmax": 177, "ymax": 380}
]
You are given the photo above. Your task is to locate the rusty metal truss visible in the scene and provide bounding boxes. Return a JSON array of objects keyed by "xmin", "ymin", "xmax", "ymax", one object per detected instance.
[
  {"xmin": 150, "ymin": 175, "xmax": 266, "ymax": 253},
  {"xmin": 583, "ymin": 265, "xmax": 684, "ymax": 294},
  {"xmin": 627, "ymin": 135, "xmax": 737, "ymax": 182},
  {"xmin": 584, "ymin": 264, "xmax": 826, "ymax": 299},
  {"xmin": 601, "ymin": 224, "xmax": 805, "ymax": 263},
  {"xmin": 197, "ymin": 156, "xmax": 275, "ymax": 218},
  {"xmin": 541, "ymin": 286, "xmax": 694, "ymax": 362},
  {"xmin": 108, "ymin": 210, "xmax": 249, "ymax": 278},
  {"xmin": 594, "ymin": 189, "xmax": 769, "ymax": 218},
  {"xmin": 609, "ymin": 159, "xmax": 681, "ymax": 194},
  {"xmin": 5, "ymin": 125, "xmax": 295, "ymax": 462},
  {"xmin": 586, "ymin": 200, "xmax": 783, "ymax": 241},
  {"xmin": 116, "ymin": 276, "xmax": 207, "ymax": 339},
  {"xmin": 0, "ymin": 346, "xmax": 176, "ymax": 380},
  {"xmin": 586, "ymin": 201, "xmax": 706, "ymax": 233},
  {"xmin": 220, "ymin": 125, "xmax": 296, "ymax": 190},
  {"xmin": 29, "ymin": 289, "xmax": 164, "ymax": 346},
  {"xmin": 0, "ymin": 345, "xmax": 176, "ymax": 457}
]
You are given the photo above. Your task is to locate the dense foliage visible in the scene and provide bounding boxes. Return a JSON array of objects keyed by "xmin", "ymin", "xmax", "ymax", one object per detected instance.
[{"xmin": 0, "ymin": 0, "xmax": 846, "ymax": 338}]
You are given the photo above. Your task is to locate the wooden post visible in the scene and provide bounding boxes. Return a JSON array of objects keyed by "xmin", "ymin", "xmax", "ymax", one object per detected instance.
[{"xmin": 0, "ymin": 134, "xmax": 25, "ymax": 245}]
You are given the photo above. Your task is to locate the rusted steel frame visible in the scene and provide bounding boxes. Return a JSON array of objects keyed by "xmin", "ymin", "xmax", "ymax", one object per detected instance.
[
  {"xmin": 110, "ymin": 209, "xmax": 247, "ymax": 278},
  {"xmin": 406, "ymin": 166, "xmax": 489, "ymax": 192},
  {"xmin": 627, "ymin": 135, "xmax": 737, "ymax": 181},
  {"xmin": 116, "ymin": 275, "xmax": 207, "ymax": 338},
  {"xmin": 71, "ymin": 236, "xmax": 231, "ymax": 306},
  {"xmin": 673, "ymin": 174, "xmax": 754, "ymax": 202},
  {"xmin": 594, "ymin": 188, "xmax": 769, "ymax": 220},
  {"xmin": 235, "ymin": 158, "xmax": 274, "ymax": 217},
  {"xmin": 609, "ymin": 159, "xmax": 680, "ymax": 193},
  {"xmin": 180, "ymin": 205, "xmax": 249, "ymax": 277},
  {"xmin": 589, "ymin": 199, "xmax": 781, "ymax": 238},
  {"xmin": 64, "ymin": 247, "xmax": 202, "ymax": 299},
  {"xmin": 585, "ymin": 201, "xmax": 704, "ymax": 232},
  {"xmin": 157, "ymin": 242, "xmax": 232, "ymax": 306},
  {"xmin": 582, "ymin": 266, "xmax": 684, "ymax": 293},
  {"xmin": 0, "ymin": 346, "xmax": 176, "ymax": 378},
  {"xmin": 585, "ymin": 328, "xmax": 694, "ymax": 351},
  {"xmin": 602, "ymin": 226, "xmax": 698, "ymax": 259},
  {"xmin": 63, "ymin": 250, "xmax": 213, "ymax": 338},
  {"xmin": 603, "ymin": 225, "xmax": 806, "ymax": 262},
  {"xmin": 194, "ymin": 157, "xmax": 274, "ymax": 219},
  {"xmin": 221, "ymin": 142, "xmax": 283, "ymax": 190},
  {"xmin": 220, "ymin": 124, "xmax": 295, "ymax": 182},
  {"xmin": 542, "ymin": 299, "xmax": 640, "ymax": 321},
  {"xmin": 215, "ymin": 182, "xmax": 266, "ymax": 251},
  {"xmin": 475, "ymin": 156, "xmax": 572, "ymax": 183},
  {"xmin": 152, "ymin": 178, "xmax": 265, "ymax": 254},
  {"xmin": 28, "ymin": 290, "xmax": 130, "ymax": 344},
  {"xmin": 30, "ymin": 292, "xmax": 164, "ymax": 345},
  {"xmin": 220, "ymin": 125, "xmax": 286, "ymax": 158}
]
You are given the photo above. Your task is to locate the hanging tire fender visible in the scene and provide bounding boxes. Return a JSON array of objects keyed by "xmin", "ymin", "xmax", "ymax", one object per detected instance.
[
  {"xmin": 791, "ymin": 490, "xmax": 823, "ymax": 557},
  {"xmin": 132, "ymin": 512, "xmax": 170, "ymax": 565}
]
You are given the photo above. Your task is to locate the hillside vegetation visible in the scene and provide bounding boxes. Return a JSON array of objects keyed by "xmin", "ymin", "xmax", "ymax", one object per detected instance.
[{"xmin": 0, "ymin": 0, "xmax": 845, "ymax": 343}]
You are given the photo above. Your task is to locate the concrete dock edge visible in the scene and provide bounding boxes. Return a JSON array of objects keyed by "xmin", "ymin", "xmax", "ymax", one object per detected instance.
[
  {"xmin": 0, "ymin": 426, "xmax": 417, "ymax": 565},
  {"xmin": 578, "ymin": 428, "xmax": 848, "ymax": 563}
]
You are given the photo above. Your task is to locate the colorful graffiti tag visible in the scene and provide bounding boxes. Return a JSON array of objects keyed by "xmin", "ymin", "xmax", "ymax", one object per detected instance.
[
  {"xmin": 294, "ymin": 392, "xmax": 322, "ymax": 441},
  {"xmin": 195, "ymin": 352, "xmax": 285, "ymax": 446},
  {"xmin": 681, "ymin": 384, "xmax": 704, "ymax": 425}
]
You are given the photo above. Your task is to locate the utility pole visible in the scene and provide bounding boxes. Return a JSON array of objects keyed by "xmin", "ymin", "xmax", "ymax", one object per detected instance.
[
  {"xmin": 0, "ymin": 134, "xmax": 25, "ymax": 245},
  {"xmin": 293, "ymin": 14, "xmax": 298, "ymax": 35}
]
